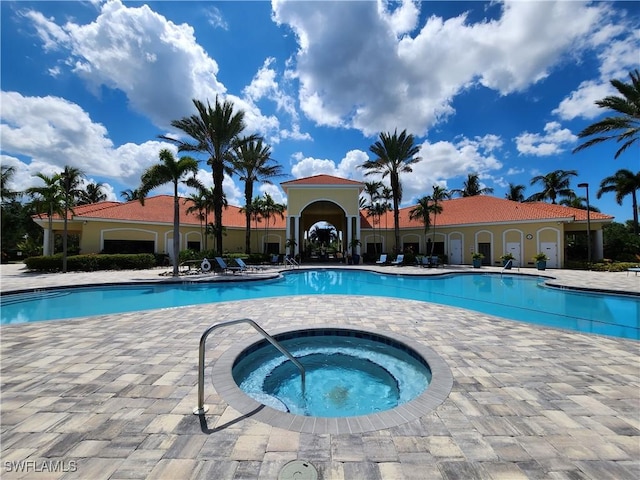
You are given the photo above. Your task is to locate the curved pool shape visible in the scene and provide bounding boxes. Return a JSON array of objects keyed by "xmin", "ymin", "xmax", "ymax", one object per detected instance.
[
  {"xmin": 214, "ymin": 326, "xmax": 453, "ymax": 433},
  {"xmin": 232, "ymin": 330, "xmax": 432, "ymax": 417},
  {"xmin": 1, "ymin": 269, "xmax": 638, "ymax": 340}
]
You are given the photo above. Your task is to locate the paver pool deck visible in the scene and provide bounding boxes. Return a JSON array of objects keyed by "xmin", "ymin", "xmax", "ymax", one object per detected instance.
[{"xmin": 1, "ymin": 263, "xmax": 638, "ymax": 479}]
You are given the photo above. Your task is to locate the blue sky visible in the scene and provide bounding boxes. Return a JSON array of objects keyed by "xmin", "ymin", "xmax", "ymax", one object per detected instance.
[{"xmin": 2, "ymin": 0, "xmax": 639, "ymax": 223}]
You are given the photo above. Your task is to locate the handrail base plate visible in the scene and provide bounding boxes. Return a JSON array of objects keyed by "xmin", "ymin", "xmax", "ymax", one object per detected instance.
[{"xmin": 193, "ymin": 405, "xmax": 209, "ymax": 415}]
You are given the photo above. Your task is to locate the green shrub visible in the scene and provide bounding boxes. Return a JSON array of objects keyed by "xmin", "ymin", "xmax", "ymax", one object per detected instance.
[
  {"xmin": 589, "ymin": 261, "xmax": 638, "ymax": 272},
  {"xmin": 245, "ymin": 253, "xmax": 269, "ymax": 264},
  {"xmin": 24, "ymin": 254, "xmax": 64, "ymax": 272},
  {"xmin": 403, "ymin": 251, "xmax": 416, "ymax": 265},
  {"xmin": 24, "ymin": 253, "xmax": 156, "ymax": 272}
]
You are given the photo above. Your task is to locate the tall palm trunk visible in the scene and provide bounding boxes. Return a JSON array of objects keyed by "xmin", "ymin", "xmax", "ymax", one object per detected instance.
[
  {"xmin": 172, "ymin": 183, "xmax": 180, "ymax": 276},
  {"xmin": 391, "ymin": 175, "xmax": 401, "ymax": 252},
  {"xmin": 244, "ymin": 184, "xmax": 253, "ymax": 254},
  {"xmin": 47, "ymin": 207, "xmax": 54, "ymax": 256},
  {"xmin": 212, "ymin": 167, "xmax": 224, "ymax": 256},
  {"xmin": 430, "ymin": 215, "xmax": 437, "ymax": 256},
  {"xmin": 632, "ymin": 191, "xmax": 639, "ymax": 235},
  {"xmin": 63, "ymin": 203, "xmax": 69, "ymax": 272}
]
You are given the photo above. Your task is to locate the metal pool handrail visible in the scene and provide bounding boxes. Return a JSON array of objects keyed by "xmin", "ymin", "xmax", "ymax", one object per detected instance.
[{"xmin": 194, "ymin": 318, "xmax": 306, "ymax": 415}]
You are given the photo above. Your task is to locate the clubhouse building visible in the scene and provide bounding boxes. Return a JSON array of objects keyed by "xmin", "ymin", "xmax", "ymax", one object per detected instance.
[{"xmin": 34, "ymin": 174, "xmax": 613, "ymax": 269}]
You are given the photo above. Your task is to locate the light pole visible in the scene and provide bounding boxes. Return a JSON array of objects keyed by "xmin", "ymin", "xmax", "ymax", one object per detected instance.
[{"xmin": 578, "ymin": 183, "xmax": 591, "ymax": 267}]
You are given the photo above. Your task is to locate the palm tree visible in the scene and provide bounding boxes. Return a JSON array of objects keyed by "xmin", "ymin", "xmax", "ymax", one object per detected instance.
[
  {"xmin": 260, "ymin": 193, "xmax": 285, "ymax": 254},
  {"xmin": 198, "ymin": 186, "xmax": 218, "ymax": 251},
  {"xmin": 184, "ymin": 191, "xmax": 207, "ymax": 251},
  {"xmin": 60, "ymin": 166, "xmax": 86, "ymax": 272},
  {"xmin": 1, "ymin": 165, "xmax": 19, "ymax": 203},
  {"xmin": 362, "ymin": 181, "xmax": 383, "ymax": 204},
  {"xmin": 242, "ymin": 196, "xmax": 264, "ymax": 254},
  {"xmin": 597, "ymin": 169, "xmax": 640, "ymax": 234},
  {"xmin": 120, "ymin": 188, "xmax": 142, "ymax": 202},
  {"xmin": 138, "ymin": 149, "xmax": 199, "ymax": 276},
  {"xmin": 78, "ymin": 182, "xmax": 107, "ymax": 205},
  {"xmin": 573, "ymin": 69, "xmax": 640, "ymax": 159},
  {"xmin": 26, "ymin": 173, "xmax": 64, "ymax": 256},
  {"xmin": 451, "ymin": 173, "xmax": 494, "ymax": 197},
  {"xmin": 528, "ymin": 169, "xmax": 578, "ymax": 204},
  {"xmin": 409, "ymin": 196, "xmax": 432, "ymax": 255},
  {"xmin": 362, "ymin": 181, "xmax": 383, "ymax": 254},
  {"xmin": 361, "ymin": 129, "xmax": 421, "ymax": 252},
  {"xmin": 231, "ymin": 136, "xmax": 284, "ymax": 254},
  {"xmin": 505, "ymin": 183, "xmax": 526, "ymax": 202},
  {"xmin": 161, "ymin": 96, "xmax": 250, "ymax": 255},
  {"xmin": 380, "ymin": 186, "xmax": 393, "ymax": 236},
  {"xmin": 429, "ymin": 185, "xmax": 449, "ymax": 256},
  {"xmin": 366, "ymin": 201, "xmax": 387, "ymax": 255},
  {"xmin": 559, "ymin": 194, "xmax": 600, "ymax": 212}
]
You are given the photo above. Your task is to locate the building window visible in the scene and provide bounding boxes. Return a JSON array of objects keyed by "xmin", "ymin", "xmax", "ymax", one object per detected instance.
[
  {"xmin": 366, "ymin": 243, "xmax": 383, "ymax": 255},
  {"xmin": 187, "ymin": 241, "xmax": 200, "ymax": 251},
  {"xmin": 426, "ymin": 240, "xmax": 445, "ymax": 255},
  {"xmin": 264, "ymin": 242, "xmax": 280, "ymax": 254}
]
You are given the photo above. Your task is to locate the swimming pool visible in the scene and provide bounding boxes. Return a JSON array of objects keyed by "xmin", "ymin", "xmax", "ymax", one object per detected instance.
[{"xmin": 1, "ymin": 269, "xmax": 638, "ymax": 339}]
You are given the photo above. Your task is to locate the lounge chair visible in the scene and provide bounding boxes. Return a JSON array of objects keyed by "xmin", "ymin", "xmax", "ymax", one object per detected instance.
[
  {"xmin": 391, "ymin": 254, "xmax": 404, "ymax": 266},
  {"xmin": 235, "ymin": 257, "xmax": 262, "ymax": 272},
  {"xmin": 627, "ymin": 266, "xmax": 640, "ymax": 276},
  {"xmin": 375, "ymin": 254, "xmax": 388, "ymax": 265},
  {"xmin": 215, "ymin": 257, "xmax": 243, "ymax": 274}
]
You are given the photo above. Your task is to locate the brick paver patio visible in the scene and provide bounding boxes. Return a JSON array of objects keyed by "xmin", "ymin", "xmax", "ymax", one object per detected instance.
[{"xmin": 1, "ymin": 264, "xmax": 638, "ymax": 479}]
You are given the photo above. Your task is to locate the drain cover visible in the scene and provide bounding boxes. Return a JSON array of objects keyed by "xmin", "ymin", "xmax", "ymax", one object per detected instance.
[{"xmin": 278, "ymin": 460, "xmax": 318, "ymax": 480}]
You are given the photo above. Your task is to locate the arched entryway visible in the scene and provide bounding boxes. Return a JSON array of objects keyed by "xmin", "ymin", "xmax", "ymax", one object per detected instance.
[
  {"xmin": 287, "ymin": 200, "xmax": 360, "ymax": 262},
  {"xmin": 281, "ymin": 175, "xmax": 364, "ymax": 261}
]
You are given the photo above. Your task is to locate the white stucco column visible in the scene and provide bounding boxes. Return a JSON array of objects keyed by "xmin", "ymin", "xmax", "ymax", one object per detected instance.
[
  {"xmin": 43, "ymin": 229, "xmax": 51, "ymax": 256},
  {"xmin": 285, "ymin": 216, "xmax": 291, "ymax": 253},
  {"xmin": 347, "ymin": 216, "xmax": 353, "ymax": 252},
  {"xmin": 594, "ymin": 229, "xmax": 604, "ymax": 261},
  {"xmin": 355, "ymin": 214, "xmax": 361, "ymax": 254},
  {"xmin": 293, "ymin": 215, "xmax": 300, "ymax": 255}
]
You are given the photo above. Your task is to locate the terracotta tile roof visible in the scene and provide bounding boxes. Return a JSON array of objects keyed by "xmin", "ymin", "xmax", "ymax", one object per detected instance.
[
  {"xmin": 391, "ymin": 196, "xmax": 613, "ymax": 228},
  {"xmin": 281, "ymin": 174, "xmax": 364, "ymax": 187},
  {"xmin": 32, "ymin": 201, "xmax": 122, "ymax": 221},
  {"xmin": 37, "ymin": 193, "xmax": 611, "ymax": 231},
  {"xmin": 41, "ymin": 195, "xmax": 287, "ymax": 229}
]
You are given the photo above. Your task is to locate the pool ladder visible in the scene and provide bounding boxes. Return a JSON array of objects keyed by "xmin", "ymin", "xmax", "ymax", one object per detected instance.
[
  {"xmin": 285, "ymin": 256, "xmax": 300, "ymax": 268},
  {"xmin": 194, "ymin": 318, "xmax": 306, "ymax": 415}
]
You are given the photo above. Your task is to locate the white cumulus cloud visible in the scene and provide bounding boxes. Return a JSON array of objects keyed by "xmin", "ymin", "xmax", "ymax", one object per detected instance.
[
  {"xmin": 515, "ymin": 121, "xmax": 578, "ymax": 156},
  {"xmin": 272, "ymin": 0, "xmax": 607, "ymax": 137}
]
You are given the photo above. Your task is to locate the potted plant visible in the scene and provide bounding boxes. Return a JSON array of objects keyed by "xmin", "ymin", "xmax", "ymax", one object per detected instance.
[
  {"xmin": 500, "ymin": 252, "xmax": 515, "ymax": 267},
  {"xmin": 349, "ymin": 238, "xmax": 361, "ymax": 265},
  {"xmin": 285, "ymin": 238, "xmax": 297, "ymax": 256},
  {"xmin": 533, "ymin": 253, "xmax": 548, "ymax": 270},
  {"xmin": 471, "ymin": 252, "xmax": 484, "ymax": 268}
]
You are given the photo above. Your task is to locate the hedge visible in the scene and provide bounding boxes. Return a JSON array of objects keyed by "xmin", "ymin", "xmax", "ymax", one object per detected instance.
[{"xmin": 24, "ymin": 253, "xmax": 157, "ymax": 272}]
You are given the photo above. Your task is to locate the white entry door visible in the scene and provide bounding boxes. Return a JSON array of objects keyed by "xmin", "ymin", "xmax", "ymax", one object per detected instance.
[
  {"xmin": 449, "ymin": 239, "xmax": 462, "ymax": 265},
  {"xmin": 506, "ymin": 242, "xmax": 521, "ymax": 266},
  {"xmin": 541, "ymin": 242, "xmax": 558, "ymax": 268}
]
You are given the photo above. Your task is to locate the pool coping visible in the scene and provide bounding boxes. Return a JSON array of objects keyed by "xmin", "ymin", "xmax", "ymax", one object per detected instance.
[{"xmin": 209, "ymin": 324, "xmax": 454, "ymax": 434}]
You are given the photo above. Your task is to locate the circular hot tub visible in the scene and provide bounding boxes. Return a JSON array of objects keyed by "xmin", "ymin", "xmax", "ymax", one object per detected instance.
[{"xmin": 212, "ymin": 326, "xmax": 452, "ymax": 433}]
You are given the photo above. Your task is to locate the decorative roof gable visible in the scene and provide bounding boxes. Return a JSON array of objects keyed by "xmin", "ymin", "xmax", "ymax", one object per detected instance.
[{"xmin": 281, "ymin": 174, "xmax": 363, "ymax": 188}]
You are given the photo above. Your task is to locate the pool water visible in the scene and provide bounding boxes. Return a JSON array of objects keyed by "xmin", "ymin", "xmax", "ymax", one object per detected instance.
[
  {"xmin": 1, "ymin": 270, "xmax": 638, "ymax": 340},
  {"xmin": 232, "ymin": 334, "xmax": 431, "ymax": 417}
]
